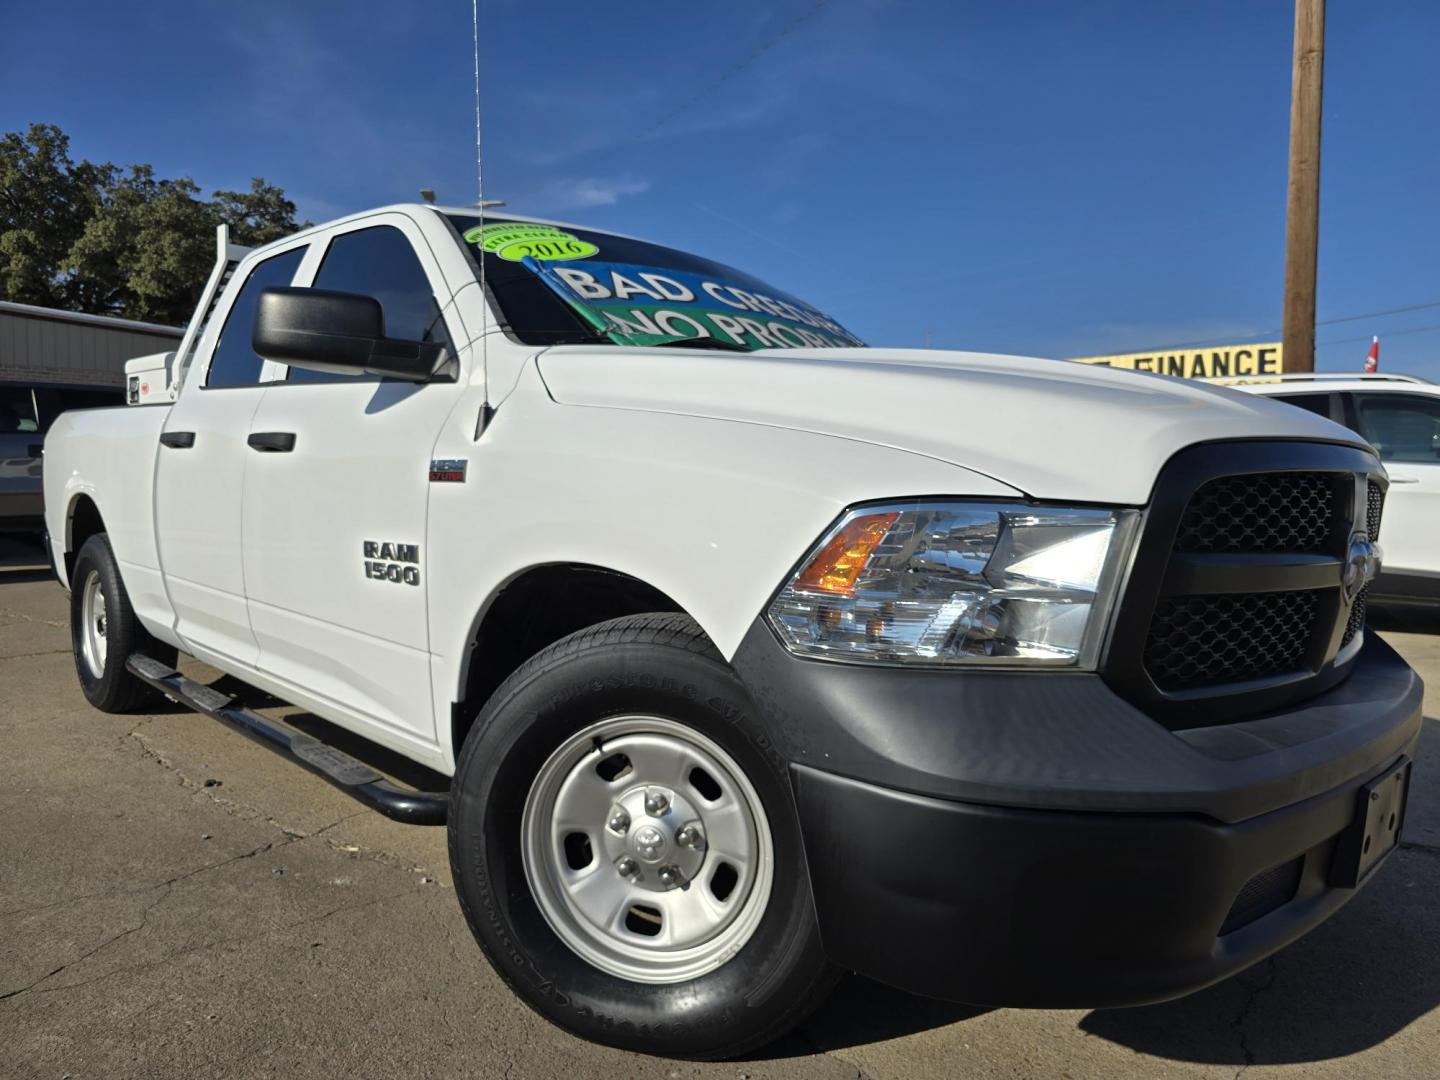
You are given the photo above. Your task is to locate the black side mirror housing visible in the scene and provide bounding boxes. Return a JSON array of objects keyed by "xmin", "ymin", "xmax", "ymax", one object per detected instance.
[{"xmin": 252, "ymin": 287, "xmax": 452, "ymax": 382}]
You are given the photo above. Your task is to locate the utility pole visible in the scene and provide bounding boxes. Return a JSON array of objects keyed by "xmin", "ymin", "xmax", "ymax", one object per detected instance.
[{"xmin": 1281, "ymin": 0, "xmax": 1325, "ymax": 372}]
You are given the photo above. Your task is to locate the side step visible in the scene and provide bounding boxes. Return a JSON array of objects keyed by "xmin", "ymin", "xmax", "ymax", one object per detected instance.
[{"xmin": 127, "ymin": 654, "xmax": 449, "ymax": 826}]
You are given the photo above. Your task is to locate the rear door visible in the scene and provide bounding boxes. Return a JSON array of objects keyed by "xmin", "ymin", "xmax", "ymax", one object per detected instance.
[
  {"xmin": 1347, "ymin": 391, "xmax": 1440, "ymax": 579},
  {"xmin": 240, "ymin": 214, "xmax": 469, "ymax": 748},
  {"xmin": 154, "ymin": 242, "xmax": 309, "ymax": 666}
]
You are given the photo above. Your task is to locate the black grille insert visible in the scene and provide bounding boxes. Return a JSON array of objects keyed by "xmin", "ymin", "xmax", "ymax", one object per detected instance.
[
  {"xmin": 1343, "ymin": 585, "xmax": 1369, "ymax": 647},
  {"xmin": 1220, "ymin": 857, "xmax": 1304, "ymax": 935},
  {"xmin": 1176, "ymin": 472, "xmax": 1336, "ymax": 553},
  {"xmin": 1366, "ymin": 479, "xmax": 1385, "ymax": 542},
  {"xmin": 1145, "ymin": 591, "xmax": 1320, "ymax": 691}
]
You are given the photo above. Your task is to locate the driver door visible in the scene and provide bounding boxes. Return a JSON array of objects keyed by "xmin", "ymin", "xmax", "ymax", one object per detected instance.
[{"xmin": 240, "ymin": 214, "xmax": 468, "ymax": 752}]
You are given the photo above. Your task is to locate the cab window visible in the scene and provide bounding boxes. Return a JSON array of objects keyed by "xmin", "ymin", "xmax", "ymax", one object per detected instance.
[
  {"xmin": 1352, "ymin": 393, "xmax": 1440, "ymax": 463},
  {"xmin": 205, "ymin": 247, "xmax": 307, "ymax": 388},
  {"xmin": 287, "ymin": 225, "xmax": 451, "ymax": 383}
]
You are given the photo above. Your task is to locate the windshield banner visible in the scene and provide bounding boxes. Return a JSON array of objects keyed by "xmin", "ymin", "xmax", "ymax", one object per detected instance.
[{"xmin": 540, "ymin": 260, "xmax": 863, "ymax": 350}]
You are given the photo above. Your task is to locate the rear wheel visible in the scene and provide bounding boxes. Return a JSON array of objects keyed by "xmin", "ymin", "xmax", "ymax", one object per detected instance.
[
  {"xmin": 449, "ymin": 613, "xmax": 838, "ymax": 1059},
  {"xmin": 70, "ymin": 534, "xmax": 176, "ymax": 712}
]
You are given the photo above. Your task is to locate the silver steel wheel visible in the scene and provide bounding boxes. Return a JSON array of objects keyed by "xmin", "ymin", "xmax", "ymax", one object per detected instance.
[
  {"xmin": 79, "ymin": 569, "xmax": 108, "ymax": 679},
  {"xmin": 521, "ymin": 715, "xmax": 775, "ymax": 984}
]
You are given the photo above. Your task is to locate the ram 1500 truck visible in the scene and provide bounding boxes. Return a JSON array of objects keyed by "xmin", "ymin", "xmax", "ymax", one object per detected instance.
[{"xmin": 43, "ymin": 205, "xmax": 1420, "ymax": 1059}]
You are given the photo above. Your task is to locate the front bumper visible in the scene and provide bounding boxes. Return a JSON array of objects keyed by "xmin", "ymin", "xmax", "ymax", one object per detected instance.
[{"xmin": 731, "ymin": 624, "xmax": 1422, "ymax": 1007}]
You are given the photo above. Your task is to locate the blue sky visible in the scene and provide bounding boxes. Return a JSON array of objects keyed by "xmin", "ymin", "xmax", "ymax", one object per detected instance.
[{"xmin": 4, "ymin": 1, "xmax": 1438, "ymax": 375}]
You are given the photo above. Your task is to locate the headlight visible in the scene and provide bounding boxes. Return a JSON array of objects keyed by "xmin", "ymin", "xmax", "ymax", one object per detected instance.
[{"xmin": 766, "ymin": 501, "xmax": 1139, "ymax": 668}]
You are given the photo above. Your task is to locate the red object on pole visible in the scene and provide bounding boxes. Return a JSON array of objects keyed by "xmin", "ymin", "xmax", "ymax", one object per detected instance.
[{"xmin": 1364, "ymin": 336, "xmax": 1380, "ymax": 373}]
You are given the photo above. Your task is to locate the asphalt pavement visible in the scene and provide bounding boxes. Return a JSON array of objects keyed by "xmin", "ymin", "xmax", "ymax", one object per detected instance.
[{"xmin": 3, "ymin": 532, "xmax": 1438, "ymax": 1079}]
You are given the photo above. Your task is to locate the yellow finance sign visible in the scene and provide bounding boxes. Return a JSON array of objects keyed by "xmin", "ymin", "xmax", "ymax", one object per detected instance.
[{"xmin": 1070, "ymin": 343, "xmax": 1285, "ymax": 379}]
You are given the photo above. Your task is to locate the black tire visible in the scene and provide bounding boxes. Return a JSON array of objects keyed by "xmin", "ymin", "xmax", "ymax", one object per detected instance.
[
  {"xmin": 448, "ymin": 613, "xmax": 839, "ymax": 1059},
  {"xmin": 70, "ymin": 533, "xmax": 177, "ymax": 712}
]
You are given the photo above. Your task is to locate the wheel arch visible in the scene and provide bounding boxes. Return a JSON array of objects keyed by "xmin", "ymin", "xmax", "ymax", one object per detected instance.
[
  {"xmin": 450, "ymin": 562, "xmax": 690, "ymax": 756},
  {"xmin": 63, "ymin": 492, "xmax": 106, "ymax": 585}
]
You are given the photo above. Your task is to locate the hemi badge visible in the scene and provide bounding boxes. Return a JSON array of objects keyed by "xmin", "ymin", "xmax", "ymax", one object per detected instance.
[{"xmin": 429, "ymin": 458, "xmax": 468, "ymax": 483}]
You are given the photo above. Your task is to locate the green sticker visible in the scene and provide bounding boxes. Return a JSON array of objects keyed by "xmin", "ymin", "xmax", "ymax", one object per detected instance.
[{"xmin": 462, "ymin": 222, "xmax": 598, "ymax": 262}]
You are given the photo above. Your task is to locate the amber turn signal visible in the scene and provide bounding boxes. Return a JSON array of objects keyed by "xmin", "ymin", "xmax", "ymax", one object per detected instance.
[{"xmin": 792, "ymin": 512, "xmax": 900, "ymax": 595}]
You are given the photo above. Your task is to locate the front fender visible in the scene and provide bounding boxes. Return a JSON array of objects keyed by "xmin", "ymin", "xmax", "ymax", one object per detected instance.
[{"xmin": 424, "ymin": 363, "xmax": 1020, "ymax": 750}]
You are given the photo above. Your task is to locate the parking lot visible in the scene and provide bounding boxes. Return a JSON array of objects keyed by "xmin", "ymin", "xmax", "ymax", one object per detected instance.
[{"xmin": 1, "ymin": 533, "xmax": 1438, "ymax": 1080}]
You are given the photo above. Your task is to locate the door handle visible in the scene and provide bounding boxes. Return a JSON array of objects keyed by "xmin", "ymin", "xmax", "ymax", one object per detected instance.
[
  {"xmin": 159, "ymin": 431, "xmax": 195, "ymax": 449},
  {"xmin": 1388, "ymin": 475, "xmax": 1420, "ymax": 484},
  {"xmin": 247, "ymin": 431, "xmax": 297, "ymax": 453}
]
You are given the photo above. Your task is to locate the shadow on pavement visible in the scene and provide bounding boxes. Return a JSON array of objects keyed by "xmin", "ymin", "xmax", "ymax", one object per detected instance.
[
  {"xmin": 0, "ymin": 566, "xmax": 56, "ymax": 584},
  {"xmin": 1078, "ymin": 841, "xmax": 1440, "ymax": 1065},
  {"xmin": 0, "ymin": 532, "xmax": 52, "ymax": 583},
  {"xmin": 763, "ymin": 974, "xmax": 988, "ymax": 1058}
]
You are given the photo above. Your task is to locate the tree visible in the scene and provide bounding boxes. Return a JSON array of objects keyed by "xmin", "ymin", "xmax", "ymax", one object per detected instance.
[
  {"xmin": 0, "ymin": 123, "xmax": 310, "ymax": 322},
  {"xmin": 213, "ymin": 178, "xmax": 304, "ymax": 247},
  {"xmin": 0, "ymin": 123, "xmax": 110, "ymax": 307},
  {"xmin": 66, "ymin": 166, "xmax": 217, "ymax": 323}
]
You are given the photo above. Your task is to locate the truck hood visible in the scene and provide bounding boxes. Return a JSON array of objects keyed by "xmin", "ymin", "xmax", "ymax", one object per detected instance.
[{"xmin": 536, "ymin": 346, "xmax": 1369, "ymax": 504}]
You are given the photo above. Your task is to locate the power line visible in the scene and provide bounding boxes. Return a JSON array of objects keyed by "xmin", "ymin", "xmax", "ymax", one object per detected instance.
[
  {"xmin": 1318, "ymin": 322, "xmax": 1440, "ymax": 348},
  {"xmin": 1317, "ymin": 299, "xmax": 1440, "ymax": 326},
  {"xmin": 1148, "ymin": 298, "xmax": 1440, "ymax": 352}
]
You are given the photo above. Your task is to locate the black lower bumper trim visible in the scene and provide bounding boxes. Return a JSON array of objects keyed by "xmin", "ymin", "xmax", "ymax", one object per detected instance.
[
  {"xmin": 732, "ymin": 621, "xmax": 1422, "ymax": 823},
  {"xmin": 127, "ymin": 654, "xmax": 449, "ymax": 826},
  {"xmin": 792, "ymin": 760, "xmax": 1409, "ymax": 1007}
]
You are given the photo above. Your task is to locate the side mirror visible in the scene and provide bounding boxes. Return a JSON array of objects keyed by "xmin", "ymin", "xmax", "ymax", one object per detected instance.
[{"xmin": 253, "ymin": 287, "xmax": 451, "ymax": 382}]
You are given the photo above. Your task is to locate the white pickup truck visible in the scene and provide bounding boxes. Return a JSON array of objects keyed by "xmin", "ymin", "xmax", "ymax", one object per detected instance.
[{"xmin": 43, "ymin": 204, "xmax": 1421, "ymax": 1059}]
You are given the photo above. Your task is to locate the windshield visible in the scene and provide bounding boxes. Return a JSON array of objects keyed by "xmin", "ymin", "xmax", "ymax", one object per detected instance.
[{"xmin": 445, "ymin": 215, "xmax": 864, "ymax": 352}]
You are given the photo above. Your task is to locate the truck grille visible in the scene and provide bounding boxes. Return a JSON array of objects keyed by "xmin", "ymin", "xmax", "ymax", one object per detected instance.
[
  {"xmin": 1143, "ymin": 470, "xmax": 1342, "ymax": 694},
  {"xmin": 1146, "ymin": 591, "xmax": 1320, "ymax": 692},
  {"xmin": 1103, "ymin": 442, "xmax": 1386, "ymax": 727},
  {"xmin": 1176, "ymin": 472, "xmax": 1334, "ymax": 553}
]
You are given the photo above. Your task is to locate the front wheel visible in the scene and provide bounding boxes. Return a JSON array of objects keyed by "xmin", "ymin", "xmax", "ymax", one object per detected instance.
[{"xmin": 448, "ymin": 613, "xmax": 838, "ymax": 1059}]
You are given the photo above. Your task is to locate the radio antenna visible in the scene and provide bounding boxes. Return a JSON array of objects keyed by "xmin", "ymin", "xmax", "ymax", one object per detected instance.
[{"xmin": 472, "ymin": 0, "xmax": 489, "ymax": 401}]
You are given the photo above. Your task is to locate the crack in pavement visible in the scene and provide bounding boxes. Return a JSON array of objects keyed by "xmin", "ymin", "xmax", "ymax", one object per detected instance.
[
  {"xmin": 1229, "ymin": 955, "xmax": 1279, "ymax": 1080},
  {"xmin": 0, "ymin": 839, "xmax": 278, "ymax": 920},
  {"xmin": 123, "ymin": 718, "xmax": 441, "ymax": 877},
  {"xmin": 0, "ymin": 606, "xmax": 66, "ymax": 629},
  {"xmin": 0, "ymin": 811, "xmax": 373, "ymax": 921},
  {"xmin": 0, "ymin": 883, "xmax": 170, "ymax": 1002},
  {"xmin": 3, "ymin": 888, "xmax": 416, "ymax": 1004},
  {"xmin": 123, "ymin": 719, "xmax": 372, "ymax": 841}
]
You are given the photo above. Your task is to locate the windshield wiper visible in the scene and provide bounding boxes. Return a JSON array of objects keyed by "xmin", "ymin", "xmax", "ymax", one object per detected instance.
[{"xmin": 650, "ymin": 337, "xmax": 752, "ymax": 353}]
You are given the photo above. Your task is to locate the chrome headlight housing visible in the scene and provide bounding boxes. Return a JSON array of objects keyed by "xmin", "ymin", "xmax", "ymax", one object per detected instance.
[{"xmin": 766, "ymin": 501, "xmax": 1139, "ymax": 668}]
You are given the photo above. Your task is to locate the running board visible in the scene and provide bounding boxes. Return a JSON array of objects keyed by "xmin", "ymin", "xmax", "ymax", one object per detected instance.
[{"xmin": 126, "ymin": 654, "xmax": 449, "ymax": 826}]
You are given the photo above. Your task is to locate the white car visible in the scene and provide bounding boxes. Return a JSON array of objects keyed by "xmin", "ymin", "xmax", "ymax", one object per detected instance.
[
  {"xmin": 41, "ymin": 206, "xmax": 1421, "ymax": 1058},
  {"xmin": 1220, "ymin": 373, "xmax": 1440, "ymax": 607}
]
